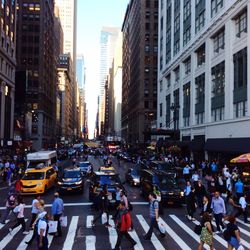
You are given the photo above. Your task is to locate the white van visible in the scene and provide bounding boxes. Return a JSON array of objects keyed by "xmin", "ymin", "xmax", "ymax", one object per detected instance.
[{"xmin": 26, "ymin": 151, "xmax": 57, "ymax": 170}]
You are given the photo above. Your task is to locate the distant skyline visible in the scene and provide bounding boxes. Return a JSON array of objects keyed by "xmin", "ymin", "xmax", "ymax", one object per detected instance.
[{"xmin": 76, "ymin": 0, "xmax": 129, "ymax": 138}]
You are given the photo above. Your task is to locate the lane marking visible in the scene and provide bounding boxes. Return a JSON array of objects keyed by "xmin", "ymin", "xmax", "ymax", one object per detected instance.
[
  {"xmin": 169, "ymin": 215, "xmax": 211, "ymax": 250},
  {"xmin": 136, "ymin": 215, "xmax": 165, "ymax": 250},
  {"xmin": 236, "ymin": 218, "xmax": 250, "ymax": 228},
  {"xmin": 107, "ymin": 215, "xmax": 117, "ymax": 249},
  {"xmin": 62, "ymin": 216, "xmax": 79, "ymax": 250},
  {"xmin": 0, "ymin": 219, "xmax": 28, "ymax": 249},
  {"xmin": 16, "ymin": 230, "xmax": 33, "ymax": 250},
  {"xmin": 158, "ymin": 217, "xmax": 192, "ymax": 250},
  {"xmin": 0, "ymin": 202, "xmax": 148, "ymax": 210},
  {"xmin": 86, "ymin": 215, "xmax": 94, "ymax": 228},
  {"xmin": 128, "ymin": 229, "xmax": 144, "ymax": 250},
  {"xmin": 86, "ymin": 235, "xmax": 96, "ymax": 250},
  {"xmin": 0, "ymin": 220, "xmax": 9, "ymax": 230},
  {"xmin": 48, "ymin": 234, "xmax": 54, "ymax": 248}
]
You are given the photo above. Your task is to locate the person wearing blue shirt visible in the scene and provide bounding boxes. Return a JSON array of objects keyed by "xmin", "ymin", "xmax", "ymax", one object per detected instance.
[
  {"xmin": 51, "ymin": 192, "xmax": 64, "ymax": 237},
  {"xmin": 235, "ymin": 179, "xmax": 244, "ymax": 199}
]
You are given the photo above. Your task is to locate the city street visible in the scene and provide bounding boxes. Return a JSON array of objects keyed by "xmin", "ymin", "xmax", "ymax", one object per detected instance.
[{"xmin": 0, "ymin": 156, "xmax": 250, "ymax": 250}]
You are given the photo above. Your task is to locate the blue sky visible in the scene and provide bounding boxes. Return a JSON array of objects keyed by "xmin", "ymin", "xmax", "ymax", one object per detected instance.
[{"xmin": 77, "ymin": 0, "xmax": 129, "ymax": 138}]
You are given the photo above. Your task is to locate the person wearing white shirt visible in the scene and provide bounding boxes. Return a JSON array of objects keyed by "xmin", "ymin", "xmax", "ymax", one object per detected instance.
[
  {"xmin": 238, "ymin": 194, "xmax": 249, "ymax": 223},
  {"xmin": 29, "ymin": 195, "xmax": 41, "ymax": 228},
  {"xmin": 37, "ymin": 212, "xmax": 49, "ymax": 250},
  {"xmin": 9, "ymin": 197, "xmax": 29, "ymax": 234}
]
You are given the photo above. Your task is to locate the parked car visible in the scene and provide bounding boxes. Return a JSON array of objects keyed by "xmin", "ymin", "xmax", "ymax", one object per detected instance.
[
  {"xmin": 76, "ymin": 161, "xmax": 93, "ymax": 176},
  {"xmin": 57, "ymin": 167, "xmax": 84, "ymax": 194},
  {"xmin": 125, "ymin": 168, "xmax": 141, "ymax": 186},
  {"xmin": 140, "ymin": 169, "xmax": 184, "ymax": 205}
]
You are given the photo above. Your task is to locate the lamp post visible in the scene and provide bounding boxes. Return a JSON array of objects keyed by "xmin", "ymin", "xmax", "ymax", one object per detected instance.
[{"xmin": 170, "ymin": 103, "xmax": 180, "ymax": 140}]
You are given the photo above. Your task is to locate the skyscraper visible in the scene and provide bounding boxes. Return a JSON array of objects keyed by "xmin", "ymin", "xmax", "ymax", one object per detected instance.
[
  {"xmin": 54, "ymin": 0, "xmax": 77, "ymax": 71},
  {"xmin": 99, "ymin": 27, "xmax": 120, "ymax": 137},
  {"xmin": 76, "ymin": 55, "xmax": 85, "ymax": 88}
]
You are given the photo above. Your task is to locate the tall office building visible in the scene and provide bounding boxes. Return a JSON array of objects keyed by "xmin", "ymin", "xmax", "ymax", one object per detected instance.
[
  {"xmin": 76, "ymin": 55, "xmax": 85, "ymax": 88},
  {"xmin": 0, "ymin": 0, "xmax": 17, "ymax": 146},
  {"xmin": 158, "ymin": 0, "xmax": 250, "ymax": 161},
  {"xmin": 98, "ymin": 27, "xmax": 120, "ymax": 137},
  {"xmin": 54, "ymin": 0, "xmax": 77, "ymax": 71},
  {"xmin": 121, "ymin": 0, "xmax": 158, "ymax": 144},
  {"xmin": 15, "ymin": 0, "xmax": 57, "ymax": 150}
]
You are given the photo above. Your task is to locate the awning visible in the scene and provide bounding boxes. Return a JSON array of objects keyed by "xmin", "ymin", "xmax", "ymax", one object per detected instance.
[
  {"xmin": 189, "ymin": 136, "xmax": 205, "ymax": 151},
  {"xmin": 204, "ymin": 138, "xmax": 250, "ymax": 153}
]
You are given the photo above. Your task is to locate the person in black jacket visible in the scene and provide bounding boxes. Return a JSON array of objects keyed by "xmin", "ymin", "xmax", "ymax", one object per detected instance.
[
  {"xmin": 196, "ymin": 180, "xmax": 207, "ymax": 209},
  {"xmin": 186, "ymin": 187, "xmax": 197, "ymax": 221},
  {"xmin": 200, "ymin": 195, "xmax": 212, "ymax": 216}
]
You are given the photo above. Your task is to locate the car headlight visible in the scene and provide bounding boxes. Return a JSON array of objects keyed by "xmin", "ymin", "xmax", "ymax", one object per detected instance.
[
  {"xmin": 133, "ymin": 178, "xmax": 140, "ymax": 183},
  {"xmin": 75, "ymin": 180, "xmax": 82, "ymax": 185},
  {"xmin": 180, "ymin": 191, "xmax": 184, "ymax": 197},
  {"xmin": 57, "ymin": 181, "xmax": 62, "ymax": 185},
  {"xmin": 37, "ymin": 183, "xmax": 43, "ymax": 187}
]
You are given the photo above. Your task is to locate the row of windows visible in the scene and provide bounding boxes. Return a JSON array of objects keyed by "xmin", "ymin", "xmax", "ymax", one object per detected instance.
[
  {"xmin": 0, "ymin": 57, "xmax": 14, "ymax": 80},
  {"xmin": 161, "ymin": 4, "xmax": 247, "ymax": 67}
]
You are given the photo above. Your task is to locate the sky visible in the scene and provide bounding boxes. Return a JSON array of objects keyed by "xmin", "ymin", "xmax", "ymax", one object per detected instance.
[{"xmin": 77, "ymin": 0, "xmax": 129, "ymax": 139}]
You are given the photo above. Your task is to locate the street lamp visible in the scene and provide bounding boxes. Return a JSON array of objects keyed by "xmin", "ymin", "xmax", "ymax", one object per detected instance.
[{"xmin": 170, "ymin": 103, "xmax": 180, "ymax": 139}]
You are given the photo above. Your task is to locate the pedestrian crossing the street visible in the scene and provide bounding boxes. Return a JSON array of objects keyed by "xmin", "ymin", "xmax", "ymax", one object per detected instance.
[{"xmin": 0, "ymin": 214, "xmax": 250, "ymax": 250}]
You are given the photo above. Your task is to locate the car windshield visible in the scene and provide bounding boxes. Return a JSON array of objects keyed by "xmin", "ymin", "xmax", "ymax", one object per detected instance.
[
  {"xmin": 22, "ymin": 172, "xmax": 45, "ymax": 180},
  {"xmin": 27, "ymin": 161, "xmax": 46, "ymax": 169},
  {"xmin": 97, "ymin": 175, "xmax": 120, "ymax": 185},
  {"xmin": 131, "ymin": 169, "xmax": 139, "ymax": 175},
  {"xmin": 154, "ymin": 175, "xmax": 177, "ymax": 187},
  {"xmin": 63, "ymin": 171, "xmax": 81, "ymax": 178},
  {"xmin": 78, "ymin": 163, "xmax": 89, "ymax": 168}
]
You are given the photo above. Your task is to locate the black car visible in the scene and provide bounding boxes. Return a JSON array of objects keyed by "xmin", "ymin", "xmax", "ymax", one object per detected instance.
[
  {"xmin": 76, "ymin": 161, "xmax": 93, "ymax": 176},
  {"xmin": 57, "ymin": 167, "xmax": 84, "ymax": 194},
  {"xmin": 125, "ymin": 168, "xmax": 141, "ymax": 186},
  {"xmin": 140, "ymin": 169, "xmax": 184, "ymax": 205},
  {"xmin": 88, "ymin": 171, "xmax": 125, "ymax": 206}
]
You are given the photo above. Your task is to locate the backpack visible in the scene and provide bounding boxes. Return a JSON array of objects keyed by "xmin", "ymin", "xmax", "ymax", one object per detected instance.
[{"xmin": 223, "ymin": 228, "xmax": 231, "ymax": 241}]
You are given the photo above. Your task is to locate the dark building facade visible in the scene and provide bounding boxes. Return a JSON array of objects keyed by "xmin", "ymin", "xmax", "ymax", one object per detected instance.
[
  {"xmin": 15, "ymin": 0, "xmax": 57, "ymax": 150},
  {"xmin": 0, "ymin": 0, "xmax": 17, "ymax": 147},
  {"xmin": 122, "ymin": 0, "xmax": 158, "ymax": 144}
]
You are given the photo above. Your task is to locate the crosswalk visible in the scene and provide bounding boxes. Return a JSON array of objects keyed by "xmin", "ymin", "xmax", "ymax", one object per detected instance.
[{"xmin": 0, "ymin": 213, "xmax": 250, "ymax": 250}]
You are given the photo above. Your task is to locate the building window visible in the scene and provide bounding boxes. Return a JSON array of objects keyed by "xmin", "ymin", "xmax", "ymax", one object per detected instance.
[
  {"xmin": 174, "ymin": 67, "xmax": 180, "ymax": 84},
  {"xmin": 195, "ymin": 112, "xmax": 204, "ymax": 125},
  {"xmin": 195, "ymin": 10, "xmax": 205, "ymax": 33},
  {"xmin": 234, "ymin": 101, "xmax": 247, "ymax": 118},
  {"xmin": 160, "ymin": 103, "xmax": 163, "ymax": 117},
  {"xmin": 144, "ymin": 101, "xmax": 149, "ymax": 108},
  {"xmin": 183, "ymin": 27, "xmax": 191, "ymax": 46},
  {"xmin": 145, "ymin": 45, "xmax": 150, "ymax": 52},
  {"xmin": 236, "ymin": 11, "xmax": 247, "ymax": 38},
  {"xmin": 183, "ymin": 0, "xmax": 191, "ymax": 20},
  {"xmin": 183, "ymin": 117, "xmax": 190, "ymax": 127},
  {"xmin": 211, "ymin": 61, "xmax": 225, "ymax": 96},
  {"xmin": 234, "ymin": 47, "xmax": 247, "ymax": 89},
  {"xmin": 213, "ymin": 29, "xmax": 225, "ymax": 53},
  {"xmin": 211, "ymin": 0, "xmax": 223, "ymax": 17},
  {"xmin": 166, "ymin": 74, "xmax": 171, "ymax": 88},
  {"xmin": 211, "ymin": 107, "xmax": 224, "ymax": 122},
  {"xmin": 174, "ymin": 40, "xmax": 180, "ymax": 56},
  {"xmin": 183, "ymin": 82, "xmax": 190, "ymax": 127},
  {"xmin": 160, "ymin": 56, "xmax": 163, "ymax": 70},
  {"xmin": 196, "ymin": 44, "xmax": 205, "ymax": 67},
  {"xmin": 184, "ymin": 57, "xmax": 191, "ymax": 75},
  {"xmin": 160, "ymin": 80, "xmax": 163, "ymax": 92}
]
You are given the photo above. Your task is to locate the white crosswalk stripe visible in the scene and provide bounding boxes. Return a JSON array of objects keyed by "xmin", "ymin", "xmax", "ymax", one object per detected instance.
[
  {"xmin": 0, "ymin": 219, "xmax": 28, "ymax": 250},
  {"xmin": 62, "ymin": 216, "xmax": 79, "ymax": 250},
  {"xmin": 86, "ymin": 215, "xmax": 94, "ymax": 228},
  {"xmin": 169, "ymin": 215, "xmax": 212, "ymax": 250},
  {"xmin": 0, "ymin": 214, "xmax": 250, "ymax": 250},
  {"xmin": 136, "ymin": 215, "xmax": 165, "ymax": 250},
  {"xmin": 86, "ymin": 235, "xmax": 96, "ymax": 250},
  {"xmin": 158, "ymin": 217, "xmax": 192, "ymax": 250}
]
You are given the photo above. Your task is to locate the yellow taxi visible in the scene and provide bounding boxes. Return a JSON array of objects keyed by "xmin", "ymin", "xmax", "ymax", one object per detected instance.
[{"xmin": 21, "ymin": 166, "xmax": 57, "ymax": 195}]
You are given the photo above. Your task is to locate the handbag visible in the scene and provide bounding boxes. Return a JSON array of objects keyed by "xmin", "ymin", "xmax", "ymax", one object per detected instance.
[
  {"xmin": 60, "ymin": 216, "xmax": 68, "ymax": 227},
  {"xmin": 194, "ymin": 224, "xmax": 202, "ymax": 235},
  {"xmin": 158, "ymin": 221, "xmax": 166, "ymax": 234},
  {"xmin": 48, "ymin": 220, "xmax": 58, "ymax": 234}
]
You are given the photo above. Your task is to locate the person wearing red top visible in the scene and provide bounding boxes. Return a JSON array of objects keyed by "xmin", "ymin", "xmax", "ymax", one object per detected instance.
[{"xmin": 113, "ymin": 201, "xmax": 136, "ymax": 250}]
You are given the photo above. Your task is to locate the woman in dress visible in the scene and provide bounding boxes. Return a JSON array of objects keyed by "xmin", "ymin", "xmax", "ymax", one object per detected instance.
[
  {"xmin": 198, "ymin": 212, "xmax": 214, "ymax": 250},
  {"xmin": 224, "ymin": 191, "xmax": 240, "ymax": 221}
]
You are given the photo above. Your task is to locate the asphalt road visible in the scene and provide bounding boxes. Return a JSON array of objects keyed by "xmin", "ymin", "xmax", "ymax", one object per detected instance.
[{"xmin": 0, "ymin": 156, "xmax": 250, "ymax": 250}]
